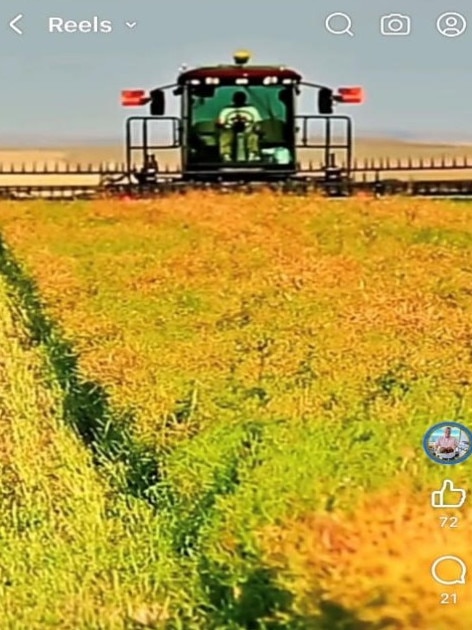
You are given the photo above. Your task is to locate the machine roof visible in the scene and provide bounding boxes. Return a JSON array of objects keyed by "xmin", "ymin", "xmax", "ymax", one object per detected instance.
[{"xmin": 177, "ymin": 65, "xmax": 302, "ymax": 84}]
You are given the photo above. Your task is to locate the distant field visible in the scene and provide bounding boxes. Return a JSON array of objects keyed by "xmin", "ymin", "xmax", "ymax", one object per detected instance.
[
  {"xmin": 1, "ymin": 192, "xmax": 472, "ymax": 628},
  {"xmin": 1, "ymin": 138, "xmax": 470, "ymax": 164},
  {"xmin": 0, "ymin": 138, "xmax": 472, "ymax": 185}
]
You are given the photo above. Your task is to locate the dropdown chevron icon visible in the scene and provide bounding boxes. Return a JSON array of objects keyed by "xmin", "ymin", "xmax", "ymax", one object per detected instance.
[{"xmin": 125, "ymin": 21, "xmax": 137, "ymax": 29}]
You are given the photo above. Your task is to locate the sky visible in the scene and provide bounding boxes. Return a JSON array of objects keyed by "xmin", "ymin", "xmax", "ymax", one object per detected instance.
[{"xmin": 1, "ymin": 0, "xmax": 472, "ymax": 143}]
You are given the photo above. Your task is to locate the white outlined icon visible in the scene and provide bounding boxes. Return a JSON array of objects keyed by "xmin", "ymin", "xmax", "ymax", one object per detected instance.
[
  {"xmin": 431, "ymin": 556, "xmax": 467, "ymax": 585},
  {"xmin": 436, "ymin": 12, "xmax": 467, "ymax": 38},
  {"xmin": 431, "ymin": 480, "xmax": 467, "ymax": 508},
  {"xmin": 380, "ymin": 14, "xmax": 411, "ymax": 36},
  {"xmin": 9, "ymin": 14, "xmax": 23, "ymax": 35},
  {"xmin": 325, "ymin": 13, "xmax": 354, "ymax": 37}
]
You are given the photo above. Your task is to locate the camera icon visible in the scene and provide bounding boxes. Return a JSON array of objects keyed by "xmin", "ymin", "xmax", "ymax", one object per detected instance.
[{"xmin": 380, "ymin": 13, "xmax": 411, "ymax": 36}]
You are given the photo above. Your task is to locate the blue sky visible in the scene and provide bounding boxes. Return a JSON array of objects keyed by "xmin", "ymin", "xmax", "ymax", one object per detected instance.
[{"xmin": 1, "ymin": 0, "xmax": 472, "ymax": 143}]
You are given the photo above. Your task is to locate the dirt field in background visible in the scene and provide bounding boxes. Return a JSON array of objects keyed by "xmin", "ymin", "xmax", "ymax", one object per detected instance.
[{"xmin": 1, "ymin": 139, "xmax": 472, "ymax": 185}]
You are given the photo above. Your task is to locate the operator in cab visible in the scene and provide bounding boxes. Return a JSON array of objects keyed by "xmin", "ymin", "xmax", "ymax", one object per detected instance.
[{"xmin": 217, "ymin": 91, "xmax": 262, "ymax": 162}]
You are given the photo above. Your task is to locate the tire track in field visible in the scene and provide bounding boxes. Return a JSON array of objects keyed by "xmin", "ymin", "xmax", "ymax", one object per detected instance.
[
  {"xmin": 0, "ymin": 272, "xmax": 110, "ymax": 542},
  {"xmin": 0, "ymin": 231, "xmax": 273, "ymax": 539},
  {"xmin": 0, "ymin": 234, "xmax": 161, "ymax": 506}
]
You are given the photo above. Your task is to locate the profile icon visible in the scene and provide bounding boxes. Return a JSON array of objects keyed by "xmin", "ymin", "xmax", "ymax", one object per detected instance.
[
  {"xmin": 423, "ymin": 422, "xmax": 472, "ymax": 464},
  {"xmin": 436, "ymin": 12, "xmax": 467, "ymax": 38}
]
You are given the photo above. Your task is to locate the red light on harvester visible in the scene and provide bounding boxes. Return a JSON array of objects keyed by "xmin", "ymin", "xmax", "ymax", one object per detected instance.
[
  {"xmin": 121, "ymin": 89, "xmax": 150, "ymax": 106},
  {"xmin": 337, "ymin": 87, "xmax": 364, "ymax": 104}
]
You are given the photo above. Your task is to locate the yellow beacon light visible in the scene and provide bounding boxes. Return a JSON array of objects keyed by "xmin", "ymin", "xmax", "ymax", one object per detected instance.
[{"xmin": 233, "ymin": 50, "xmax": 251, "ymax": 65}]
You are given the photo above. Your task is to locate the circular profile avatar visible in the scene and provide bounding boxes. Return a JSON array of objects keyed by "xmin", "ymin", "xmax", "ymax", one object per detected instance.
[
  {"xmin": 436, "ymin": 12, "xmax": 467, "ymax": 38},
  {"xmin": 423, "ymin": 422, "xmax": 472, "ymax": 465}
]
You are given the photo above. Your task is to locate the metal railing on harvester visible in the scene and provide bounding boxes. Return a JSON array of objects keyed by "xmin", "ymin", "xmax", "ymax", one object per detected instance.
[{"xmin": 1, "ymin": 155, "xmax": 472, "ymax": 199}]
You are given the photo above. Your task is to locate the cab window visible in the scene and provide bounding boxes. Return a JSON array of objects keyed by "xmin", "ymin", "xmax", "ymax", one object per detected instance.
[{"xmin": 186, "ymin": 84, "xmax": 294, "ymax": 164}]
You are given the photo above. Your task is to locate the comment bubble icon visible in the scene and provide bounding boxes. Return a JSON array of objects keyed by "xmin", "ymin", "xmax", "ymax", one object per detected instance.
[{"xmin": 431, "ymin": 555, "xmax": 467, "ymax": 586}]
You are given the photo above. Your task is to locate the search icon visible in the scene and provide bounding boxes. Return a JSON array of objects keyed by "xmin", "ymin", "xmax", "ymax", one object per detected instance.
[{"xmin": 325, "ymin": 12, "xmax": 354, "ymax": 36}]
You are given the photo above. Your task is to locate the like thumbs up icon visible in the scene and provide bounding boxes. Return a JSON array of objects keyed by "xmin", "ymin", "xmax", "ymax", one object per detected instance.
[{"xmin": 431, "ymin": 479, "xmax": 467, "ymax": 509}]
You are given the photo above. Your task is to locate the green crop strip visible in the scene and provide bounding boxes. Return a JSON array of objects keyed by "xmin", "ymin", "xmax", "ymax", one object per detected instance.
[{"xmin": 0, "ymin": 234, "xmax": 161, "ymax": 506}]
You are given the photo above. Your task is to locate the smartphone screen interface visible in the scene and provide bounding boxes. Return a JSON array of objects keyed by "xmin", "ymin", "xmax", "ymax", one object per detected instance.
[{"xmin": 0, "ymin": 2, "xmax": 471, "ymax": 629}]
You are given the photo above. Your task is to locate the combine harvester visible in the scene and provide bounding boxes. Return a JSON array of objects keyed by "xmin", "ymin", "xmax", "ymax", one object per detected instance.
[{"xmin": 2, "ymin": 50, "xmax": 472, "ymax": 199}]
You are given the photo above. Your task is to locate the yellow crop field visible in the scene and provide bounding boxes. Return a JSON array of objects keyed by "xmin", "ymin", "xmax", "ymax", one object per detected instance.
[
  {"xmin": 0, "ymin": 275, "xmax": 169, "ymax": 629},
  {"xmin": 1, "ymin": 191, "xmax": 472, "ymax": 628}
]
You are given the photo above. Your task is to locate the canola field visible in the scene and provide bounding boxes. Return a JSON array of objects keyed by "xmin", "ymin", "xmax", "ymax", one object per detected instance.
[{"xmin": 0, "ymin": 191, "xmax": 472, "ymax": 629}]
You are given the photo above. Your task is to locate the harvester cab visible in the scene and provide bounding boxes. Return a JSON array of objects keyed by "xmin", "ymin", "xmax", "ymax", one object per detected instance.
[{"xmin": 121, "ymin": 51, "xmax": 363, "ymax": 184}]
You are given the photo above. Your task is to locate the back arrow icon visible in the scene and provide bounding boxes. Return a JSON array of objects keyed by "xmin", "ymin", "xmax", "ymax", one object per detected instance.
[{"xmin": 9, "ymin": 14, "xmax": 23, "ymax": 35}]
